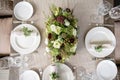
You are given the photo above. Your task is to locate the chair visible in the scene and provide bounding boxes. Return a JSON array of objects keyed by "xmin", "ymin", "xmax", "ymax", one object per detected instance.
[{"xmin": 0, "ymin": 0, "xmax": 13, "ymax": 57}]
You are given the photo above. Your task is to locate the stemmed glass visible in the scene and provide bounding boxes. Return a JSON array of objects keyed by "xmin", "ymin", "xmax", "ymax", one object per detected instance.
[
  {"xmin": 90, "ymin": 0, "xmax": 113, "ymax": 28},
  {"xmin": 98, "ymin": 0, "xmax": 112, "ymax": 16},
  {"xmin": 76, "ymin": 66, "xmax": 86, "ymax": 80},
  {"xmin": 81, "ymin": 72, "xmax": 99, "ymax": 80},
  {"xmin": 109, "ymin": 5, "xmax": 120, "ymax": 19},
  {"xmin": 8, "ymin": 54, "xmax": 29, "ymax": 73},
  {"xmin": 75, "ymin": 66, "xmax": 99, "ymax": 80}
]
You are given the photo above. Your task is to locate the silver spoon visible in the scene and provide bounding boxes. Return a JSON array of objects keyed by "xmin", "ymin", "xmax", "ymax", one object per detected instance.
[{"xmin": 39, "ymin": 68, "xmax": 43, "ymax": 80}]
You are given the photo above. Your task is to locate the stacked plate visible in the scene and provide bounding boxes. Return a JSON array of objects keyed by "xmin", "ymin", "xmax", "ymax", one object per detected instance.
[
  {"xmin": 42, "ymin": 63, "xmax": 74, "ymax": 80},
  {"xmin": 12, "ymin": 1, "xmax": 40, "ymax": 54},
  {"xmin": 85, "ymin": 27, "xmax": 116, "ymax": 57},
  {"xmin": 10, "ymin": 24, "xmax": 41, "ymax": 54}
]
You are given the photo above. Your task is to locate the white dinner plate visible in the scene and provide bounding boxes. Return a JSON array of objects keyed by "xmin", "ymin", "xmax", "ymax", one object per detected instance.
[
  {"xmin": 85, "ymin": 27, "xmax": 116, "ymax": 57},
  {"xmin": 10, "ymin": 24, "xmax": 41, "ymax": 54},
  {"xmin": 20, "ymin": 70, "xmax": 40, "ymax": 80},
  {"xmin": 14, "ymin": 1, "xmax": 33, "ymax": 20},
  {"xmin": 96, "ymin": 60, "xmax": 117, "ymax": 80},
  {"xmin": 42, "ymin": 63, "xmax": 74, "ymax": 80}
]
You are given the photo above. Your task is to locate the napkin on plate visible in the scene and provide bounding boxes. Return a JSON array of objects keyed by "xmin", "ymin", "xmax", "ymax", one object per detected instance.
[
  {"xmin": 12, "ymin": 30, "xmax": 38, "ymax": 36},
  {"xmin": 114, "ymin": 21, "xmax": 120, "ymax": 63},
  {"xmin": 89, "ymin": 41, "xmax": 113, "ymax": 50},
  {"xmin": 50, "ymin": 65, "xmax": 58, "ymax": 73}
]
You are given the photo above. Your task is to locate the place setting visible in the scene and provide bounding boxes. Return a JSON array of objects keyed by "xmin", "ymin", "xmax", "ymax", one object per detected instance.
[
  {"xmin": 84, "ymin": 26, "xmax": 118, "ymax": 79},
  {"xmin": 11, "ymin": 0, "xmax": 41, "ymax": 54},
  {"xmin": 85, "ymin": 26, "xmax": 116, "ymax": 58},
  {"xmin": 84, "ymin": 0, "xmax": 119, "ymax": 78},
  {"xmin": 9, "ymin": 1, "xmax": 41, "ymax": 80}
]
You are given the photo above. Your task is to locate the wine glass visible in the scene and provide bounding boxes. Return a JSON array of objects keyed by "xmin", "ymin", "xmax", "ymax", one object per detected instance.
[
  {"xmin": 109, "ymin": 5, "xmax": 120, "ymax": 19},
  {"xmin": 81, "ymin": 72, "xmax": 99, "ymax": 80},
  {"xmin": 8, "ymin": 55, "xmax": 29, "ymax": 69},
  {"xmin": 98, "ymin": 0, "xmax": 112, "ymax": 16},
  {"xmin": 76, "ymin": 66, "xmax": 86, "ymax": 80}
]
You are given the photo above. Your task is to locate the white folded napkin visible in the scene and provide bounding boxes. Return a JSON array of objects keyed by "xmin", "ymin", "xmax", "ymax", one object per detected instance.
[
  {"xmin": 50, "ymin": 65, "xmax": 58, "ymax": 73},
  {"xmin": 12, "ymin": 30, "xmax": 38, "ymax": 36},
  {"xmin": 89, "ymin": 41, "xmax": 113, "ymax": 49}
]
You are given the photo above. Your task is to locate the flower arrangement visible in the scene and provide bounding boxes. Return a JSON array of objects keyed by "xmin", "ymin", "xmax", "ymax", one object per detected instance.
[{"xmin": 45, "ymin": 5, "xmax": 78, "ymax": 63}]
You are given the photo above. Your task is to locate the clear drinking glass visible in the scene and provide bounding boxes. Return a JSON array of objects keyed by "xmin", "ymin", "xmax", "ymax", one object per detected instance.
[
  {"xmin": 76, "ymin": 66, "xmax": 86, "ymax": 80},
  {"xmin": 98, "ymin": 0, "xmax": 112, "ymax": 16},
  {"xmin": 109, "ymin": 5, "xmax": 120, "ymax": 19},
  {"xmin": 81, "ymin": 72, "xmax": 99, "ymax": 80},
  {"xmin": 8, "ymin": 55, "xmax": 28, "ymax": 68}
]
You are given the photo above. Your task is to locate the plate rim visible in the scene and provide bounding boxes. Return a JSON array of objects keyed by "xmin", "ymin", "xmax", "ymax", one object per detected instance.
[
  {"xmin": 14, "ymin": 1, "xmax": 33, "ymax": 21},
  {"xmin": 96, "ymin": 60, "xmax": 118, "ymax": 80},
  {"xmin": 42, "ymin": 63, "xmax": 74, "ymax": 80},
  {"xmin": 10, "ymin": 23, "xmax": 41, "ymax": 54},
  {"xmin": 85, "ymin": 27, "xmax": 116, "ymax": 57},
  {"xmin": 20, "ymin": 70, "xmax": 40, "ymax": 80}
]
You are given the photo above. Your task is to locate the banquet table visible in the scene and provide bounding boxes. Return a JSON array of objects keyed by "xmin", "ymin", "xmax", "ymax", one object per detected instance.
[{"xmin": 10, "ymin": 0, "xmax": 115, "ymax": 80}]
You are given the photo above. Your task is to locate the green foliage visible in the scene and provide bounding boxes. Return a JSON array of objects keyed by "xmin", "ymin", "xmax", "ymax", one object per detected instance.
[
  {"xmin": 95, "ymin": 45, "xmax": 103, "ymax": 52},
  {"xmin": 22, "ymin": 27, "xmax": 33, "ymax": 36},
  {"xmin": 50, "ymin": 72, "xmax": 59, "ymax": 80}
]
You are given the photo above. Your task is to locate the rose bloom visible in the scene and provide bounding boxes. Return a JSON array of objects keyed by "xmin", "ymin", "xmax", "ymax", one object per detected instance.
[{"xmin": 55, "ymin": 16, "xmax": 65, "ymax": 24}]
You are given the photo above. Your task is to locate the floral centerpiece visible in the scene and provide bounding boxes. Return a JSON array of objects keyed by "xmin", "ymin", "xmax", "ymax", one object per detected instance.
[{"xmin": 45, "ymin": 5, "xmax": 78, "ymax": 63}]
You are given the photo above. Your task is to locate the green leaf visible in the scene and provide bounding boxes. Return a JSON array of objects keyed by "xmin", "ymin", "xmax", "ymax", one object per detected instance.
[
  {"xmin": 22, "ymin": 27, "xmax": 33, "ymax": 36},
  {"xmin": 95, "ymin": 45, "xmax": 103, "ymax": 52},
  {"xmin": 50, "ymin": 72, "xmax": 59, "ymax": 80}
]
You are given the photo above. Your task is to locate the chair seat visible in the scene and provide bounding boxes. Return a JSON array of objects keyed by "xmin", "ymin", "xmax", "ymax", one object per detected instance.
[{"xmin": 0, "ymin": 18, "xmax": 13, "ymax": 54}]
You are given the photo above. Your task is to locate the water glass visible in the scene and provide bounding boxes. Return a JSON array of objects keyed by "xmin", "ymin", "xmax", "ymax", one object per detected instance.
[
  {"xmin": 81, "ymin": 72, "xmax": 99, "ymax": 80},
  {"xmin": 8, "ymin": 55, "xmax": 28, "ymax": 68},
  {"xmin": 98, "ymin": 0, "xmax": 112, "ymax": 16},
  {"xmin": 109, "ymin": 5, "xmax": 120, "ymax": 19},
  {"xmin": 76, "ymin": 66, "xmax": 86, "ymax": 80}
]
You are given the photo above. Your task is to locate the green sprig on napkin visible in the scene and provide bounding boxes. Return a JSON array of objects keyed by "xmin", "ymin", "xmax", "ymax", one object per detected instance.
[
  {"xmin": 95, "ymin": 45, "xmax": 103, "ymax": 52},
  {"xmin": 50, "ymin": 72, "xmax": 59, "ymax": 80},
  {"xmin": 22, "ymin": 27, "xmax": 33, "ymax": 36}
]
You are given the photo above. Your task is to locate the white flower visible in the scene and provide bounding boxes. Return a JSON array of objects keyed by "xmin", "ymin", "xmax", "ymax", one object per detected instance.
[
  {"xmin": 73, "ymin": 29, "xmax": 77, "ymax": 36},
  {"xmin": 50, "ymin": 24, "xmax": 56, "ymax": 32},
  {"xmin": 50, "ymin": 25, "xmax": 61, "ymax": 35},
  {"xmin": 51, "ymin": 41, "xmax": 54, "ymax": 43},
  {"xmin": 53, "ymin": 39, "xmax": 62, "ymax": 49},
  {"xmin": 75, "ymin": 25, "xmax": 77, "ymax": 28},
  {"xmin": 70, "ymin": 44, "xmax": 77, "ymax": 52},
  {"xmin": 45, "ymin": 38, "xmax": 48, "ymax": 45},
  {"xmin": 64, "ymin": 19, "xmax": 70, "ymax": 26},
  {"xmin": 46, "ymin": 47, "xmax": 50, "ymax": 52}
]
